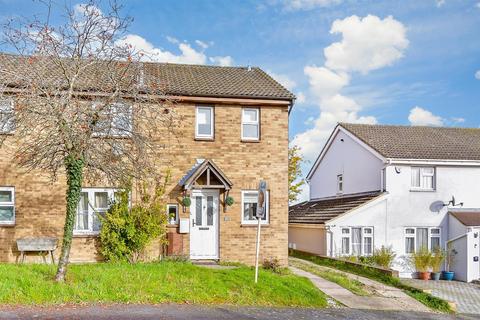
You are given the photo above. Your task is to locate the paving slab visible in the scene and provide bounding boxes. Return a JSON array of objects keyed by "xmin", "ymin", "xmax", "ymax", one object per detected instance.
[{"xmin": 402, "ymin": 279, "xmax": 480, "ymax": 315}]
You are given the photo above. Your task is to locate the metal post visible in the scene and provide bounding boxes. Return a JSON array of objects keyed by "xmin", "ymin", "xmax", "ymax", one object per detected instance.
[{"xmin": 254, "ymin": 217, "xmax": 262, "ymax": 284}]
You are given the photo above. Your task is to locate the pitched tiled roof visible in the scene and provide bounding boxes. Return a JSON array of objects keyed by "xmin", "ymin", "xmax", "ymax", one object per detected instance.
[
  {"xmin": 0, "ymin": 53, "xmax": 294, "ymax": 101},
  {"xmin": 340, "ymin": 123, "xmax": 480, "ymax": 161},
  {"xmin": 289, "ymin": 192, "xmax": 383, "ymax": 224},
  {"xmin": 449, "ymin": 210, "xmax": 480, "ymax": 226}
]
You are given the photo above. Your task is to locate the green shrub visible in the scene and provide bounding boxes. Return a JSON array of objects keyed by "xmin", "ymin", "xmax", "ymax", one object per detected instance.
[
  {"xmin": 99, "ymin": 181, "xmax": 168, "ymax": 263},
  {"xmin": 373, "ymin": 246, "xmax": 396, "ymax": 269},
  {"xmin": 358, "ymin": 256, "xmax": 375, "ymax": 266},
  {"xmin": 410, "ymin": 246, "xmax": 432, "ymax": 272},
  {"xmin": 431, "ymin": 247, "xmax": 446, "ymax": 273}
]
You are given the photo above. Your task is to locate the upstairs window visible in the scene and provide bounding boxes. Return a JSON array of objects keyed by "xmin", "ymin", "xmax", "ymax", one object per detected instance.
[
  {"xmin": 195, "ymin": 106, "xmax": 214, "ymax": 139},
  {"xmin": 411, "ymin": 167, "xmax": 435, "ymax": 190},
  {"xmin": 93, "ymin": 102, "xmax": 132, "ymax": 138},
  {"xmin": 337, "ymin": 174, "xmax": 343, "ymax": 193},
  {"xmin": 241, "ymin": 108, "xmax": 259, "ymax": 141},
  {"xmin": 0, "ymin": 99, "xmax": 15, "ymax": 133},
  {"xmin": 0, "ymin": 187, "xmax": 15, "ymax": 225}
]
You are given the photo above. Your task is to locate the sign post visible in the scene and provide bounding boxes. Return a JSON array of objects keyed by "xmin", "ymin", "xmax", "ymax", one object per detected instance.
[{"xmin": 254, "ymin": 180, "xmax": 267, "ymax": 284}]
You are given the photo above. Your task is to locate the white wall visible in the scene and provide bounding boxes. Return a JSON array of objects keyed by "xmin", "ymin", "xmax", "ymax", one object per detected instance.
[
  {"xmin": 449, "ymin": 231, "xmax": 480, "ymax": 282},
  {"xmin": 309, "ymin": 130, "xmax": 384, "ymax": 199},
  {"xmin": 449, "ymin": 215, "xmax": 467, "ymax": 240}
]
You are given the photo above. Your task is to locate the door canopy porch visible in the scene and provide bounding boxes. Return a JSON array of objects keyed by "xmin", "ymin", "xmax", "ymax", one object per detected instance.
[{"xmin": 179, "ymin": 159, "xmax": 233, "ymax": 191}]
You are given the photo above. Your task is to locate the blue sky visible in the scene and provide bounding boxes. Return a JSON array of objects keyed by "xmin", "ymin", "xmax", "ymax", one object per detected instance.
[{"xmin": 1, "ymin": 0, "xmax": 480, "ymax": 198}]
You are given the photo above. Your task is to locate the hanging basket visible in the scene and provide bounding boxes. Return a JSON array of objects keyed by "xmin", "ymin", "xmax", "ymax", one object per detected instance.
[
  {"xmin": 182, "ymin": 196, "xmax": 191, "ymax": 207},
  {"xmin": 225, "ymin": 196, "xmax": 235, "ymax": 206}
]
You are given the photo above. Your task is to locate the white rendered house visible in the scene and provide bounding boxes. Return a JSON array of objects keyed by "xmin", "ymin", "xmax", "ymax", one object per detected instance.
[{"xmin": 289, "ymin": 123, "xmax": 480, "ymax": 281}]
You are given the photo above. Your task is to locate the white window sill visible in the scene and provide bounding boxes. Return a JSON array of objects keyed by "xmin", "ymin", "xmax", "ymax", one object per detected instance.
[
  {"xmin": 241, "ymin": 222, "xmax": 269, "ymax": 227},
  {"xmin": 73, "ymin": 232, "xmax": 100, "ymax": 238},
  {"xmin": 409, "ymin": 188, "xmax": 436, "ymax": 192},
  {"xmin": 241, "ymin": 138, "xmax": 260, "ymax": 143},
  {"xmin": 0, "ymin": 221, "xmax": 15, "ymax": 226}
]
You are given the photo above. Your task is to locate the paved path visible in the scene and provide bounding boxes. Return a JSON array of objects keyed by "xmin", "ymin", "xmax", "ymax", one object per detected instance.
[
  {"xmin": 0, "ymin": 304, "xmax": 473, "ymax": 320},
  {"xmin": 290, "ymin": 260, "xmax": 431, "ymax": 312},
  {"xmin": 402, "ymin": 279, "xmax": 480, "ymax": 315}
]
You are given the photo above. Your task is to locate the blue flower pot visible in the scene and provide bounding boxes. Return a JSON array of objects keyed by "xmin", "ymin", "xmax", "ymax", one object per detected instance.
[{"xmin": 442, "ymin": 271, "xmax": 454, "ymax": 281}]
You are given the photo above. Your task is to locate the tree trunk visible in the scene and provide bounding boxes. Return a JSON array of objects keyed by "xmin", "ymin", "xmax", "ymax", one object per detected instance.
[{"xmin": 55, "ymin": 155, "xmax": 84, "ymax": 282}]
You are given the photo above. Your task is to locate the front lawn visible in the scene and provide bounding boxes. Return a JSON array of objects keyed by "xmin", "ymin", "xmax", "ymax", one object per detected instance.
[{"xmin": 0, "ymin": 261, "xmax": 327, "ymax": 307}]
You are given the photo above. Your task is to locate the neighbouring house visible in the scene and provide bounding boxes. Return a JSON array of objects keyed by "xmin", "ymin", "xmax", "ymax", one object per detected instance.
[
  {"xmin": 0, "ymin": 53, "xmax": 293, "ymax": 265},
  {"xmin": 289, "ymin": 123, "xmax": 480, "ymax": 281}
]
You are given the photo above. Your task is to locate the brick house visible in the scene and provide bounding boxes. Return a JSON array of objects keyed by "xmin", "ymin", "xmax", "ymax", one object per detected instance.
[{"xmin": 0, "ymin": 54, "xmax": 294, "ymax": 265}]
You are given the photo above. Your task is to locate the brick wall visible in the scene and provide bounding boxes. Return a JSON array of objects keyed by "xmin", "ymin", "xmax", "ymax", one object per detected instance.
[{"xmin": 0, "ymin": 102, "xmax": 289, "ymax": 266}]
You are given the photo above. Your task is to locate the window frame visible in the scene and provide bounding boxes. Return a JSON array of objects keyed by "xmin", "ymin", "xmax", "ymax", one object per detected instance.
[
  {"xmin": 167, "ymin": 203, "xmax": 179, "ymax": 225},
  {"xmin": 195, "ymin": 106, "xmax": 214, "ymax": 140},
  {"xmin": 410, "ymin": 167, "xmax": 436, "ymax": 191},
  {"xmin": 0, "ymin": 99, "xmax": 15, "ymax": 134},
  {"xmin": 241, "ymin": 108, "xmax": 260, "ymax": 141},
  {"xmin": 339, "ymin": 226, "xmax": 374, "ymax": 256},
  {"xmin": 241, "ymin": 190, "xmax": 269, "ymax": 225},
  {"xmin": 92, "ymin": 102, "xmax": 133, "ymax": 138},
  {"xmin": 73, "ymin": 188, "xmax": 117, "ymax": 236},
  {"xmin": 337, "ymin": 174, "xmax": 343, "ymax": 194},
  {"xmin": 0, "ymin": 186, "xmax": 15, "ymax": 225},
  {"xmin": 404, "ymin": 227, "xmax": 442, "ymax": 254}
]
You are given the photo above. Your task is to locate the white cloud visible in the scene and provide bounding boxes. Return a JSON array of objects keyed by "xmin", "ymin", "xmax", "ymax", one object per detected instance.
[
  {"xmin": 209, "ymin": 56, "xmax": 234, "ymax": 66},
  {"xmin": 195, "ymin": 40, "xmax": 209, "ymax": 49},
  {"xmin": 408, "ymin": 106, "xmax": 444, "ymax": 126},
  {"xmin": 475, "ymin": 70, "xmax": 480, "ymax": 80},
  {"xmin": 476, "ymin": 2, "xmax": 480, "ymax": 8},
  {"xmin": 292, "ymin": 15, "xmax": 407, "ymax": 162},
  {"xmin": 436, "ymin": 0, "xmax": 446, "ymax": 7},
  {"xmin": 282, "ymin": 0, "xmax": 342, "ymax": 10},
  {"xmin": 452, "ymin": 117, "xmax": 465, "ymax": 124},
  {"xmin": 324, "ymin": 15, "xmax": 409, "ymax": 74},
  {"xmin": 118, "ymin": 34, "xmax": 232, "ymax": 66},
  {"xmin": 268, "ymin": 71, "xmax": 297, "ymax": 90},
  {"xmin": 296, "ymin": 92, "xmax": 306, "ymax": 104}
]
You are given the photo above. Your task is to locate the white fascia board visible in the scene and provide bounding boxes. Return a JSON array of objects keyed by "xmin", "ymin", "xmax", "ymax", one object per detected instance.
[
  {"xmin": 387, "ymin": 158, "xmax": 480, "ymax": 166},
  {"xmin": 306, "ymin": 125, "xmax": 387, "ymax": 181},
  {"xmin": 325, "ymin": 192, "xmax": 389, "ymax": 226}
]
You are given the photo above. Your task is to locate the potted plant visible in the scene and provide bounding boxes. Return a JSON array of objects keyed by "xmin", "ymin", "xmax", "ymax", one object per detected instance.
[
  {"xmin": 430, "ymin": 247, "xmax": 445, "ymax": 280},
  {"xmin": 411, "ymin": 246, "xmax": 432, "ymax": 280},
  {"xmin": 442, "ymin": 243, "xmax": 457, "ymax": 281}
]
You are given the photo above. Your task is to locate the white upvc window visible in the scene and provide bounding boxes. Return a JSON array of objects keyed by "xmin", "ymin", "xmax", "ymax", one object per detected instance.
[
  {"xmin": 195, "ymin": 106, "xmax": 214, "ymax": 139},
  {"xmin": 340, "ymin": 226, "xmax": 374, "ymax": 256},
  {"xmin": 241, "ymin": 108, "xmax": 259, "ymax": 141},
  {"xmin": 241, "ymin": 190, "xmax": 269, "ymax": 225},
  {"xmin": 0, "ymin": 187, "xmax": 15, "ymax": 225},
  {"xmin": 74, "ymin": 188, "xmax": 117, "ymax": 235},
  {"xmin": 92, "ymin": 102, "xmax": 133, "ymax": 138},
  {"xmin": 167, "ymin": 203, "xmax": 179, "ymax": 225},
  {"xmin": 0, "ymin": 99, "xmax": 15, "ymax": 133},
  {"xmin": 411, "ymin": 167, "xmax": 435, "ymax": 190},
  {"xmin": 337, "ymin": 174, "xmax": 343, "ymax": 194},
  {"xmin": 404, "ymin": 227, "xmax": 441, "ymax": 254}
]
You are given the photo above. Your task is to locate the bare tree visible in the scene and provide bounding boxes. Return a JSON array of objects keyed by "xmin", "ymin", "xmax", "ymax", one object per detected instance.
[{"xmin": 0, "ymin": 0, "xmax": 178, "ymax": 281}]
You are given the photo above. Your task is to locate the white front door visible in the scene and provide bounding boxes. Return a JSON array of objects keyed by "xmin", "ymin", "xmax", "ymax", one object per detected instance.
[{"xmin": 190, "ymin": 190, "xmax": 219, "ymax": 259}]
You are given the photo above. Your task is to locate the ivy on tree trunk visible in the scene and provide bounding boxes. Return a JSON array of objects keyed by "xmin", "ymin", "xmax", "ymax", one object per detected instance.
[{"xmin": 55, "ymin": 155, "xmax": 84, "ymax": 282}]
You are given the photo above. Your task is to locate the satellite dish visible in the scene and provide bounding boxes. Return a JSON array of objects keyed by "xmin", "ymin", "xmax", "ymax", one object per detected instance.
[{"xmin": 451, "ymin": 196, "xmax": 456, "ymax": 207}]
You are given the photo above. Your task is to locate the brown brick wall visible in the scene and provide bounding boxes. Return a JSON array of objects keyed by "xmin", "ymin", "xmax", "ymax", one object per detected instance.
[{"xmin": 0, "ymin": 102, "xmax": 289, "ymax": 266}]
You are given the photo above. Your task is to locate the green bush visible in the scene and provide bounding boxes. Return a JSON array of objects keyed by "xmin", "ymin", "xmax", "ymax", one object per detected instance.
[
  {"xmin": 373, "ymin": 246, "xmax": 396, "ymax": 269},
  {"xmin": 99, "ymin": 182, "xmax": 168, "ymax": 263},
  {"xmin": 411, "ymin": 246, "xmax": 432, "ymax": 272}
]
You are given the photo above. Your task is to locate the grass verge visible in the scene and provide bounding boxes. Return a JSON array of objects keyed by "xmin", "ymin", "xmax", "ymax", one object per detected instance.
[
  {"xmin": 0, "ymin": 261, "xmax": 327, "ymax": 307},
  {"xmin": 291, "ymin": 250, "xmax": 452, "ymax": 313},
  {"xmin": 291, "ymin": 260, "xmax": 370, "ymax": 296}
]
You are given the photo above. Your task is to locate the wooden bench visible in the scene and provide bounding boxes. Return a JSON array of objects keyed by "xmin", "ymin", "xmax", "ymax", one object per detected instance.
[{"xmin": 16, "ymin": 237, "xmax": 58, "ymax": 264}]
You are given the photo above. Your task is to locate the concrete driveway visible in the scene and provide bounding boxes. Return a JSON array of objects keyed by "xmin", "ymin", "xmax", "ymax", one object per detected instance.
[{"xmin": 0, "ymin": 305, "xmax": 475, "ymax": 320}]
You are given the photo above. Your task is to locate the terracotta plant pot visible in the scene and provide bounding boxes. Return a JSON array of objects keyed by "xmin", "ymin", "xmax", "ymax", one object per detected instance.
[
  {"xmin": 431, "ymin": 272, "xmax": 441, "ymax": 280},
  {"xmin": 418, "ymin": 271, "xmax": 431, "ymax": 280}
]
